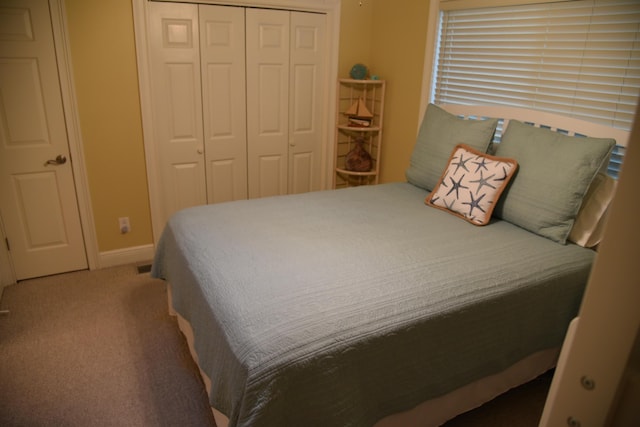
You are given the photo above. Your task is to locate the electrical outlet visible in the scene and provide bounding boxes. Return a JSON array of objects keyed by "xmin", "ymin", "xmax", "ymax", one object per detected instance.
[{"xmin": 119, "ymin": 217, "xmax": 131, "ymax": 234}]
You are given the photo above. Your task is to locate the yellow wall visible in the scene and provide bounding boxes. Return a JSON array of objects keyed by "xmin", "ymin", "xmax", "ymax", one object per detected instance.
[
  {"xmin": 338, "ymin": 1, "xmax": 373, "ymax": 78},
  {"xmin": 338, "ymin": 0, "xmax": 430, "ymax": 184},
  {"xmin": 64, "ymin": 0, "xmax": 430, "ymax": 253},
  {"xmin": 65, "ymin": 0, "xmax": 152, "ymax": 252},
  {"xmin": 370, "ymin": 0, "xmax": 430, "ymax": 183}
]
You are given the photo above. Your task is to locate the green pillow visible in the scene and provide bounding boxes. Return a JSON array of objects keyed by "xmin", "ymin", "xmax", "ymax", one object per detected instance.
[
  {"xmin": 406, "ymin": 104, "xmax": 498, "ymax": 191},
  {"xmin": 494, "ymin": 120, "xmax": 615, "ymax": 244}
]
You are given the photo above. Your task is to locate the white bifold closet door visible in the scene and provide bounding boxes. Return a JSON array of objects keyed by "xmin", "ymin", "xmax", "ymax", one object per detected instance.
[
  {"xmin": 200, "ymin": 5, "xmax": 248, "ymax": 205},
  {"xmin": 148, "ymin": 2, "xmax": 326, "ymax": 224}
]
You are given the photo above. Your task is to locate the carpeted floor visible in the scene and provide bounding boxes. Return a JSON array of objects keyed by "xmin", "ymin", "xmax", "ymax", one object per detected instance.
[
  {"xmin": 0, "ymin": 265, "xmax": 552, "ymax": 426},
  {"xmin": 0, "ymin": 265, "xmax": 215, "ymax": 427}
]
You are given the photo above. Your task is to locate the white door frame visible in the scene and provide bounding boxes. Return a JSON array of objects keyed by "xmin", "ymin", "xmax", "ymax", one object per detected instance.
[
  {"xmin": 0, "ymin": 0, "xmax": 99, "ymax": 288},
  {"xmin": 132, "ymin": 0, "xmax": 341, "ymax": 243}
]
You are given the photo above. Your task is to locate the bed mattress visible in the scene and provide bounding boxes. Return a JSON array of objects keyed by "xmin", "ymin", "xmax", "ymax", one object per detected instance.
[{"xmin": 151, "ymin": 182, "xmax": 595, "ymax": 427}]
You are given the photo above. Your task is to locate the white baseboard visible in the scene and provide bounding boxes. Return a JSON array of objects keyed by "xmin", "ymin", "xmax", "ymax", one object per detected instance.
[{"xmin": 98, "ymin": 244, "xmax": 155, "ymax": 269}]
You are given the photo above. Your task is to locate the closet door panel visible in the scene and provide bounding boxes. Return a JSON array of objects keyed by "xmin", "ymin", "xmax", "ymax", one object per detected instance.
[
  {"xmin": 149, "ymin": 2, "xmax": 206, "ymax": 220},
  {"xmin": 166, "ymin": 64, "xmax": 200, "ymax": 139},
  {"xmin": 290, "ymin": 151, "xmax": 313, "ymax": 194},
  {"xmin": 289, "ymin": 12, "xmax": 326, "ymax": 194},
  {"xmin": 199, "ymin": 5, "xmax": 247, "ymax": 204},
  {"xmin": 258, "ymin": 155, "xmax": 283, "ymax": 197},
  {"xmin": 258, "ymin": 65, "xmax": 285, "ymax": 133},
  {"xmin": 246, "ymin": 8, "xmax": 289, "ymax": 199}
]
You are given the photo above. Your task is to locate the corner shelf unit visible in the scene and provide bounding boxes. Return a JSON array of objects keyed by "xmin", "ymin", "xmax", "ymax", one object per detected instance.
[{"xmin": 334, "ymin": 78, "xmax": 385, "ymax": 188}]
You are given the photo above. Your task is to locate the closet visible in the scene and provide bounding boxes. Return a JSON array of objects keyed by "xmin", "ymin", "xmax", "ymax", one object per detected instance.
[{"xmin": 146, "ymin": 1, "xmax": 327, "ymax": 229}]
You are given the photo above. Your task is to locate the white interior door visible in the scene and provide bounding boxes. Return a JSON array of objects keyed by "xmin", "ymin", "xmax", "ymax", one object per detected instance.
[
  {"xmin": 0, "ymin": 0, "xmax": 87, "ymax": 280},
  {"xmin": 148, "ymin": 2, "xmax": 206, "ymax": 226},
  {"xmin": 199, "ymin": 4, "xmax": 248, "ymax": 204},
  {"xmin": 246, "ymin": 8, "xmax": 290, "ymax": 199},
  {"xmin": 289, "ymin": 12, "xmax": 326, "ymax": 194}
]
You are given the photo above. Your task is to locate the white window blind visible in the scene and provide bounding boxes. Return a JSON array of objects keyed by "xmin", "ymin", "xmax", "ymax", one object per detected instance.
[
  {"xmin": 433, "ymin": 0, "xmax": 640, "ymax": 129},
  {"xmin": 432, "ymin": 0, "xmax": 640, "ymax": 177}
]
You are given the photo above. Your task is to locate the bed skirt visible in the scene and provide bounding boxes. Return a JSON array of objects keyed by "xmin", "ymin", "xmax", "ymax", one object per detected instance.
[{"xmin": 167, "ymin": 284, "xmax": 557, "ymax": 427}]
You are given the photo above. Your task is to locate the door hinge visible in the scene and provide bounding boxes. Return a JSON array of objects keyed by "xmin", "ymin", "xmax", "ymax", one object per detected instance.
[{"xmin": 4, "ymin": 238, "xmax": 9, "ymax": 251}]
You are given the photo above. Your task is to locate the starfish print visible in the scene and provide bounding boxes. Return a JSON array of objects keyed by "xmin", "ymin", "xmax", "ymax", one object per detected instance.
[
  {"xmin": 445, "ymin": 198, "xmax": 456, "ymax": 211},
  {"xmin": 469, "ymin": 170, "xmax": 497, "ymax": 195},
  {"xmin": 472, "ymin": 156, "xmax": 490, "ymax": 173},
  {"xmin": 446, "ymin": 174, "xmax": 469, "ymax": 199},
  {"xmin": 462, "ymin": 190, "xmax": 487, "ymax": 217},
  {"xmin": 495, "ymin": 164, "xmax": 509, "ymax": 182},
  {"xmin": 440, "ymin": 170, "xmax": 449, "ymax": 188},
  {"xmin": 452, "ymin": 153, "xmax": 472, "ymax": 174}
]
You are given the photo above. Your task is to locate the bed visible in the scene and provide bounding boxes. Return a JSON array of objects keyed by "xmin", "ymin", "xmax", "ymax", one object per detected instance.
[{"xmin": 151, "ymin": 104, "xmax": 628, "ymax": 427}]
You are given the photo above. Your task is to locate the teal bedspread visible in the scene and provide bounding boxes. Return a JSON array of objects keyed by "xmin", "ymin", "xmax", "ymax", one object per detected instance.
[{"xmin": 151, "ymin": 182, "xmax": 594, "ymax": 427}]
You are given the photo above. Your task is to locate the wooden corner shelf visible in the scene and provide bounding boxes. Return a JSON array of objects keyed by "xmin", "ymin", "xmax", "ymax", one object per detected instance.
[{"xmin": 334, "ymin": 78, "xmax": 386, "ymax": 188}]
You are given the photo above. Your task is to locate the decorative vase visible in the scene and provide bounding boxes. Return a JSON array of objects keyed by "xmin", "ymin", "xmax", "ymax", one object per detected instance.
[{"xmin": 345, "ymin": 139, "xmax": 372, "ymax": 172}]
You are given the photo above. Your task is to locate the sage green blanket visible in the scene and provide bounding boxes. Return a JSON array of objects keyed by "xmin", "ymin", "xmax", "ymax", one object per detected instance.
[{"xmin": 152, "ymin": 182, "xmax": 594, "ymax": 427}]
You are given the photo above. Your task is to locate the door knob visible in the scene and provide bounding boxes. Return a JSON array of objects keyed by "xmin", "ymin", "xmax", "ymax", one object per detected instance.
[{"xmin": 45, "ymin": 155, "xmax": 67, "ymax": 166}]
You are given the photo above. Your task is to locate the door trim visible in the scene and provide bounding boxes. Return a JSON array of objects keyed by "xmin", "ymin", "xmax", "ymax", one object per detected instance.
[
  {"xmin": 50, "ymin": 0, "xmax": 98, "ymax": 271},
  {"xmin": 132, "ymin": 0, "xmax": 340, "ymax": 243},
  {"xmin": 50, "ymin": 0, "xmax": 98, "ymax": 270}
]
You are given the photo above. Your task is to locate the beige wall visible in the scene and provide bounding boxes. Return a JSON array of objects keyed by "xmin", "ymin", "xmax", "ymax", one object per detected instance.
[
  {"xmin": 64, "ymin": 0, "xmax": 431, "ymax": 253},
  {"xmin": 337, "ymin": 0, "xmax": 430, "ymax": 184},
  {"xmin": 65, "ymin": 0, "xmax": 152, "ymax": 252},
  {"xmin": 338, "ymin": 1, "xmax": 373, "ymax": 78},
  {"xmin": 370, "ymin": 0, "xmax": 430, "ymax": 183}
]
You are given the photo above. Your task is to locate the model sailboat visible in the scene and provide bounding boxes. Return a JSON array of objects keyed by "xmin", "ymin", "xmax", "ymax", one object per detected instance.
[{"xmin": 345, "ymin": 98, "xmax": 373, "ymax": 127}]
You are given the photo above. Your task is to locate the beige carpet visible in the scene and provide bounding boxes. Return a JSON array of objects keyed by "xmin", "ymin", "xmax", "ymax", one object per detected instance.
[
  {"xmin": 0, "ymin": 265, "xmax": 215, "ymax": 427},
  {"xmin": 0, "ymin": 264, "xmax": 551, "ymax": 426}
]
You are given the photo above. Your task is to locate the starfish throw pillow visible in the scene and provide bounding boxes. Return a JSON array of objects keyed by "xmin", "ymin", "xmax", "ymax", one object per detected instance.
[{"xmin": 425, "ymin": 144, "xmax": 518, "ymax": 225}]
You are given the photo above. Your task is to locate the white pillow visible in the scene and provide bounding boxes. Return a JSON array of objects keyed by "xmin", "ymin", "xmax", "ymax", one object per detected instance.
[{"xmin": 569, "ymin": 173, "xmax": 617, "ymax": 248}]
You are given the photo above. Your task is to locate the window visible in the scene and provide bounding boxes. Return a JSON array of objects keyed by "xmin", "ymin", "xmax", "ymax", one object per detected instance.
[{"xmin": 431, "ymin": 0, "xmax": 640, "ymax": 177}]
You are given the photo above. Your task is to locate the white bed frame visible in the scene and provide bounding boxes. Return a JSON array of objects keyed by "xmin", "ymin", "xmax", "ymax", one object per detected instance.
[
  {"xmin": 441, "ymin": 104, "xmax": 629, "ymax": 148},
  {"xmin": 168, "ymin": 105, "xmax": 630, "ymax": 427}
]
